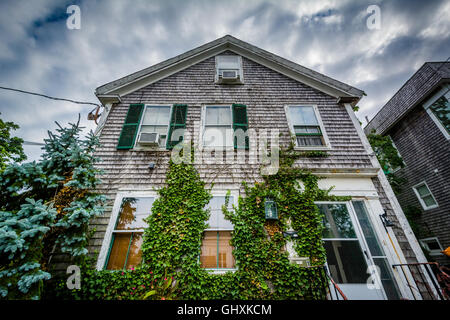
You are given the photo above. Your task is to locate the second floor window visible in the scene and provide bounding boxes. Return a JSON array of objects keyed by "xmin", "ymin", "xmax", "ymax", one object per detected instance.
[
  {"xmin": 287, "ymin": 105, "xmax": 327, "ymax": 147},
  {"xmin": 428, "ymin": 90, "xmax": 450, "ymax": 135},
  {"xmin": 412, "ymin": 181, "xmax": 438, "ymax": 210},
  {"xmin": 203, "ymin": 106, "xmax": 233, "ymax": 147},
  {"xmin": 138, "ymin": 105, "xmax": 171, "ymax": 148}
]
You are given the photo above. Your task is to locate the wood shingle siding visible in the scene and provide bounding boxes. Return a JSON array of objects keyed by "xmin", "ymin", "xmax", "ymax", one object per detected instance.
[
  {"xmin": 388, "ymin": 105, "xmax": 450, "ymax": 265},
  {"xmin": 88, "ymin": 54, "xmax": 372, "ymax": 257}
]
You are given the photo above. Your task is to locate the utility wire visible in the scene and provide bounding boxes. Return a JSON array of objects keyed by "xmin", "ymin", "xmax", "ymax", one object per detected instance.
[
  {"xmin": 23, "ymin": 141, "xmax": 45, "ymax": 146},
  {"xmin": 0, "ymin": 86, "xmax": 102, "ymax": 108}
]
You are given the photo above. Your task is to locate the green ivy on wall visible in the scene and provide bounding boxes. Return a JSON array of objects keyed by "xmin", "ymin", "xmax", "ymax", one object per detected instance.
[
  {"xmin": 367, "ymin": 130, "xmax": 406, "ymax": 195},
  {"xmin": 49, "ymin": 145, "xmax": 351, "ymax": 300}
]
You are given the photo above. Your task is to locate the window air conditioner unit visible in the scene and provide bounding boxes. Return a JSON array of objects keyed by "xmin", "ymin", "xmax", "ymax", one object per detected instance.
[
  {"xmin": 218, "ymin": 69, "xmax": 240, "ymax": 83},
  {"xmin": 138, "ymin": 132, "xmax": 160, "ymax": 146}
]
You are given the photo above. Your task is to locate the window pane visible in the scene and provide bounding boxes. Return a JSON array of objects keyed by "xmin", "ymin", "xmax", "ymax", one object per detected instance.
[
  {"xmin": 125, "ymin": 233, "xmax": 143, "ymax": 270},
  {"xmin": 203, "ymin": 127, "xmax": 233, "ymax": 147},
  {"xmin": 217, "ymin": 56, "xmax": 240, "ymax": 69},
  {"xmin": 289, "ymin": 106, "xmax": 319, "ymax": 125},
  {"xmin": 294, "ymin": 125, "xmax": 321, "ymax": 134},
  {"xmin": 373, "ymin": 257, "xmax": 401, "ymax": 300},
  {"xmin": 206, "ymin": 196, "xmax": 234, "ymax": 230},
  {"xmin": 416, "ymin": 184, "xmax": 431, "ymax": 197},
  {"xmin": 206, "ymin": 106, "xmax": 231, "ymax": 125},
  {"xmin": 425, "ymin": 239, "xmax": 441, "ymax": 250},
  {"xmin": 142, "ymin": 106, "xmax": 170, "ymax": 125},
  {"xmin": 324, "ymin": 240, "xmax": 368, "ymax": 283},
  {"xmin": 422, "ymin": 195, "xmax": 437, "ymax": 207},
  {"xmin": 218, "ymin": 231, "xmax": 235, "ymax": 268},
  {"xmin": 116, "ymin": 197, "xmax": 155, "ymax": 230},
  {"xmin": 200, "ymin": 231, "xmax": 218, "ymax": 268},
  {"xmin": 318, "ymin": 204, "xmax": 357, "ymax": 239},
  {"xmin": 296, "ymin": 136, "xmax": 324, "ymax": 146},
  {"xmin": 106, "ymin": 233, "xmax": 131, "ymax": 270},
  {"xmin": 352, "ymin": 201, "xmax": 384, "ymax": 257},
  {"xmin": 429, "ymin": 95, "xmax": 450, "ymax": 134}
]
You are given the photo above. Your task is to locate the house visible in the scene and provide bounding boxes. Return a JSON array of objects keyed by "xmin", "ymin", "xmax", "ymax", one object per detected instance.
[
  {"xmin": 364, "ymin": 62, "xmax": 450, "ymax": 267},
  {"xmin": 84, "ymin": 35, "xmax": 439, "ymax": 300}
]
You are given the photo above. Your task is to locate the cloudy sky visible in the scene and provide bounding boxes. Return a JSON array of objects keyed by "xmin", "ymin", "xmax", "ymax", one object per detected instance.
[{"xmin": 0, "ymin": 0, "xmax": 449, "ymax": 162}]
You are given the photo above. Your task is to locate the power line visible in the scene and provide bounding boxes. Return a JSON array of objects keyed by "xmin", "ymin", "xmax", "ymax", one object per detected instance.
[
  {"xmin": 23, "ymin": 141, "xmax": 45, "ymax": 146},
  {"xmin": 0, "ymin": 86, "xmax": 102, "ymax": 108}
]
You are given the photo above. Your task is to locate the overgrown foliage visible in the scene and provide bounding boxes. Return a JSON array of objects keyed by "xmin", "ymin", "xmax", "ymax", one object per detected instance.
[
  {"xmin": 367, "ymin": 130, "xmax": 406, "ymax": 194},
  {"xmin": 0, "ymin": 116, "xmax": 105, "ymax": 299},
  {"xmin": 51, "ymin": 143, "xmax": 350, "ymax": 300},
  {"xmin": 0, "ymin": 113, "xmax": 26, "ymax": 173}
]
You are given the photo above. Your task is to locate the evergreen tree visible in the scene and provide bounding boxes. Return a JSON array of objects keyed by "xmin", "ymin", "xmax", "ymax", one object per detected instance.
[
  {"xmin": 0, "ymin": 116, "xmax": 105, "ymax": 299},
  {"xmin": 0, "ymin": 113, "xmax": 26, "ymax": 172}
]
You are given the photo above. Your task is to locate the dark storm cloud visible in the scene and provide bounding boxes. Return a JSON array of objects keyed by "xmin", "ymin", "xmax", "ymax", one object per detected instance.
[{"xmin": 0, "ymin": 0, "xmax": 448, "ymax": 161}]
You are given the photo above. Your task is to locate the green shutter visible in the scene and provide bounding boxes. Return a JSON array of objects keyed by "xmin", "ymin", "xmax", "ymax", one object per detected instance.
[
  {"xmin": 166, "ymin": 104, "xmax": 188, "ymax": 150},
  {"xmin": 232, "ymin": 104, "xmax": 249, "ymax": 149},
  {"xmin": 117, "ymin": 104, "xmax": 144, "ymax": 149}
]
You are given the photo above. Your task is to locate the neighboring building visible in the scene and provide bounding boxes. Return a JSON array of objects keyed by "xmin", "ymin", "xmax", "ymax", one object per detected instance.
[
  {"xmin": 365, "ymin": 62, "xmax": 450, "ymax": 267},
  {"xmin": 81, "ymin": 35, "xmax": 437, "ymax": 299}
]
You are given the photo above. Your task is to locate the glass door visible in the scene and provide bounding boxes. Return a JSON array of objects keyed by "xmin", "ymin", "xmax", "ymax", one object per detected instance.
[{"xmin": 317, "ymin": 202, "xmax": 386, "ymax": 300}]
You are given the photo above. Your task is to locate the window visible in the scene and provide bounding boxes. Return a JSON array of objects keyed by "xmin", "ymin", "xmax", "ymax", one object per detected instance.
[
  {"xmin": 105, "ymin": 197, "xmax": 155, "ymax": 270},
  {"xmin": 215, "ymin": 55, "xmax": 243, "ymax": 83},
  {"xmin": 200, "ymin": 195, "xmax": 235, "ymax": 270},
  {"xmin": 137, "ymin": 105, "xmax": 171, "ymax": 148},
  {"xmin": 203, "ymin": 105, "xmax": 233, "ymax": 147},
  {"xmin": 352, "ymin": 200, "xmax": 400, "ymax": 299},
  {"xmin": 412, "ymin": 181, "xmax": 438, "ymax": 210},
  {"xmin": 419, "ymin": 237, "xmax": 443, "ymax": 256},
  {"xmin": 318, "ymin": 203, "xmax": 369, "ymax": 284},
  {"xmin": 287, "ymin": 105, "xmax": 328, "ymax": 148},
  {"xmin": 424, "ymin": 86, "xmax": 450, "ymax": 139}
]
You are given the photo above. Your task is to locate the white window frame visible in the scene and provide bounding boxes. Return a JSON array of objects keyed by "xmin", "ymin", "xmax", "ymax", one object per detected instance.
[
  {"xmin": 285, "ymin": 104, "xmax": 331, "ymax": 150},
  {"xmin": 201, "ymin": 190, "xmax": 239, "ymax": 274},
  {"xmin": 412, "ymin": 181, "xmax": 439, "ymax": 210},
  {"xmin": 215, "ymin": 55, "xmax": 244, "ymax": 84},
  {"xmin": 134, "ymin": 104, "xmax": 173, "ymax": 150},
  {"xmin": 200, "ymin": 104, "xmax": 235, "ymax": 150},
  {"xmin": 314, "ymin": 197, "xmax": 388, "ymax": 300},
  {"xmin": 96, "ymin": 191, "xmax": 158, "ymax": 270},
  {"xmin": 422, "ymin": 84, "xmax": 450, "ymax": 140},
  {"xmin": 419, "ymin": 237, "xmax": 444, "ymax": 256}
]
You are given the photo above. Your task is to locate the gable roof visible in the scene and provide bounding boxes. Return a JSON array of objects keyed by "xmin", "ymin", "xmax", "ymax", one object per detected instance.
[
  {"xmin": 95, "ymin": 35, "xmax": 364, "ymax": 104},
  {"xmin": 364, "ymin": 61, "xmax": 450, "ymax": 135}
]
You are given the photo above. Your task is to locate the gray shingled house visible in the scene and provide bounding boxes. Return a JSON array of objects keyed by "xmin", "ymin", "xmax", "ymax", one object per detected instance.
[
  {"xmin": 365, "ymin": 62, "xmax": 450, "ymax": 267},
  {"xmin": 86, "ymin": 35, "xmax": 441, "ymax": 300}
]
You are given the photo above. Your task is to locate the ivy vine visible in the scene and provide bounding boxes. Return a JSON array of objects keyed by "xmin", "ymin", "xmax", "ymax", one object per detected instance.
[
  {"xmin": 367, "ymin": 130, "xmax": 406, "ymax": 195},
  {"xmin": 49, "ymin": 144, "xmax": 350, "ymax": 300}
]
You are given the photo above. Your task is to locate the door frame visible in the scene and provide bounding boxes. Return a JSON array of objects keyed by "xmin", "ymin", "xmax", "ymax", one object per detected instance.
[{"xmin": 317, "ymin": 200, "xmax": 388, "ymax": 300}]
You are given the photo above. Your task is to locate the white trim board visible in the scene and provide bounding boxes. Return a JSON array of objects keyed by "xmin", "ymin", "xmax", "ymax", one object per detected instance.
[{"xmin": 344, "ymin": 103, "xmax": 429, "ymax": 266}]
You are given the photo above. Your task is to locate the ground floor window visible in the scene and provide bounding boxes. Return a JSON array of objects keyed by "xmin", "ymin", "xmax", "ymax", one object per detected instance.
[
  {"xmin": 200, "ymin": 195, "xmax": 235, "ymax": 270},
  {"xmin": 105, "ymin": 197, "xmax": 155, "ymax": 270},
  {"xmin": 317, "ymin": 201, "xmax": 401, "ymax": 300}
]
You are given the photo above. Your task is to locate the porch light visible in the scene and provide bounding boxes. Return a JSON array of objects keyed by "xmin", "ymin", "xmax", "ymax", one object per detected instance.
[
  {"xmin": 264, "ymin": 199, "xmax": 278, "ymax": 220},
  {"xmin": 380, "ymin": 211, "xmax": 395, "ymax": 228}
]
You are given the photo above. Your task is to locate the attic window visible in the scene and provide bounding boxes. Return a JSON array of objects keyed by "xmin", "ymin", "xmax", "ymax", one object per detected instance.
[{"xmin": 215, "ymin": 55, "xmax": 244, "ymax": 84}]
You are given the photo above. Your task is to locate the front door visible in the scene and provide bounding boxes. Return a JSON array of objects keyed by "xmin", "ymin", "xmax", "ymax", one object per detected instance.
[{"xmin": 317, "ymin": 202, "xmax": 386, "ymax": 300}]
